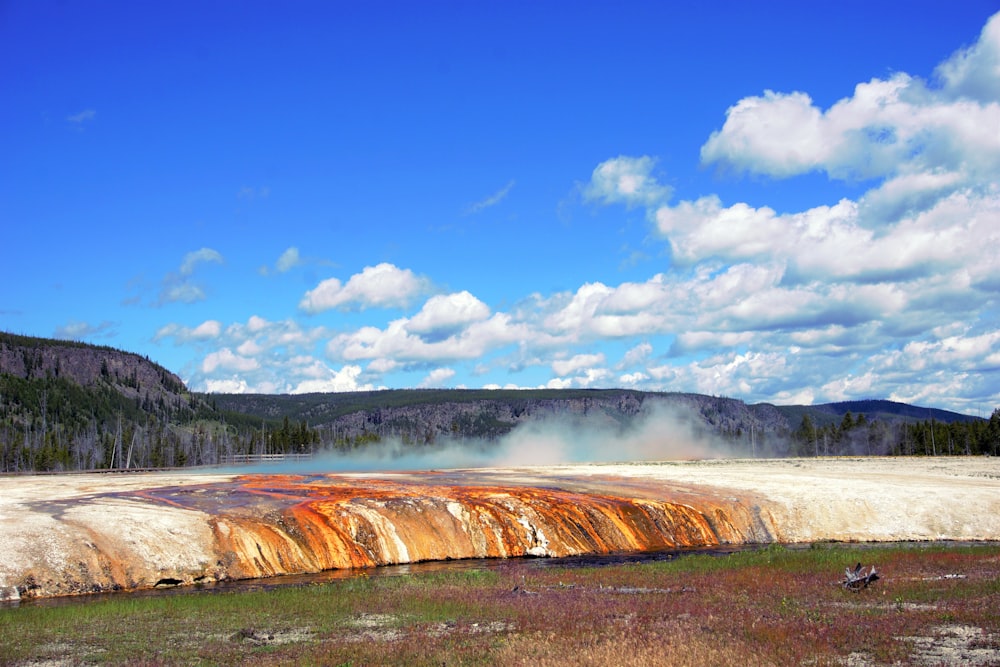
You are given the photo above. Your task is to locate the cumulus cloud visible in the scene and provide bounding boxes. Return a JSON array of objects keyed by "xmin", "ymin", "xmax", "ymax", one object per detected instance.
[
  {"xmin": 620, "ymin": 371, "xmax": 649, "ymax": 385},
  {"xmin": 538, "ymin": 278, "xmax": 678, "ymax": 340},
  {"xmin": 291, "ymin": 363, "xmax": 373, "ymax": 394},
  {"xmin": 583, "ymin": 155, "xmax": 671, "ymax": 208},
  {"xmin": 552, "ymin": 353, "xmax": 606, "ymax": 377},
  {"xmin": 202, "ymin": 348, "xmax": 260, "ymax": 374},
  {"xmin": 558, "ymin": 12, "xmax": 995, "ymax": 411},
  {"xmin": 331, "ymin": 311, "xmax": 530, "ymax": 363},
  {"xmin": 654, "ymin": 185, "xmax": 999, "ymax": 288},
  {"xmin": 407, "ymin": 291, "xmax": 491, "ymax": 339},
  {"xmin": 620, "ymin": 342, "xmax": 653, "ymax": 368},
  {"xmin": 160, "ymin": 315, "xmax": 355, "ymax": 394},
  {"xmin": 299, "ymin": 263, "xmax": 430, "ymax": 313},
  {"xmin": 935, "ymin": 12, "xmax": 1000, "ymax": 103},
  {"xmin": 419, "ymin": 367, "xmax": 456, "ymax": 388},
  {"xmin": 181, "ymin": 13, "xmax": 1000, "ymax": 412},
  {"xmin": 700, "ymin": 49, "xmax": 1000, "ymax": 186},
  {"xmin": 204, "ymin": 377, "xmax": 251, "ymax": 394},
  {"xmin": 367, "ymin": 358, "xmax": 400, "ymax": 374}
]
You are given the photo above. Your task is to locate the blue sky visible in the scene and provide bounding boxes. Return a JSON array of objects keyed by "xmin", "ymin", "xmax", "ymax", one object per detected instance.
[{"xmin": 2, "ymin": 2, "xmax": 999, "ymax": 414}]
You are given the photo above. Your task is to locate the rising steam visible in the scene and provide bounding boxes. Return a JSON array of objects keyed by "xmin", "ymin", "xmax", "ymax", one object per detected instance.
[{"xmin": 226, "ymin": 400, "xmax": 736, "ymax": 475}]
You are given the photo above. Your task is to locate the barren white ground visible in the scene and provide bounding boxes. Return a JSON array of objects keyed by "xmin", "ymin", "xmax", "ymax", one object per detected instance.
[
  {"xmin": 554, "ymin": 457, "xmax": 1000, "ymax": 543},
  {"xmin": 2, "ymin": 457, "xmax": 999, "ymax": 601}
]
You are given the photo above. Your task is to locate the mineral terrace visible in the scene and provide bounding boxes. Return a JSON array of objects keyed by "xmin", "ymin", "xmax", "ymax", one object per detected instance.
[{"xmin": 2, "ymin": 457, "xmax": 999, "ymax": 601}]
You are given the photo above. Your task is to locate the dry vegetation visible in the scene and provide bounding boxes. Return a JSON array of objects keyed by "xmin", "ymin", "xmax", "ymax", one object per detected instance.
[{"xmin": 2, "ymin": 543, "xmax": 999, "ymax": 666}]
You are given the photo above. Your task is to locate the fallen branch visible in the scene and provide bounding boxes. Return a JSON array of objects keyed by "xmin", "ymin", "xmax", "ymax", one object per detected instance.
[{"xmin": 843, "ymin": 562, "xmax": 879, "ymax": 590}]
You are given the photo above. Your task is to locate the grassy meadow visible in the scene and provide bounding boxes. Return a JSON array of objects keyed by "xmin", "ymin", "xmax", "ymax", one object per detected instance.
[{"xmin": 1, "ymin": 543, "xmax": 998, "ymax": 666}]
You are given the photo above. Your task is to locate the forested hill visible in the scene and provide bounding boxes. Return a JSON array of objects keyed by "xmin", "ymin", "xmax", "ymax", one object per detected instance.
[
  {"xmin": 771, "ymin": 399, "xmax": 982, "ymax": 429},
  {"xmin": 209, "ymin": 389, "xmax": 996, "ymax": 458},
  {"xmin": 0, "ymin": 332, "xmax": 214, "ymax": 471},
  {"xmin": 0, "ymin": 332, "xmax": 186, "ymax": 400},
  {"xmin": 1, "ymin": 332, "xmax": 998, "ymax": 472}
]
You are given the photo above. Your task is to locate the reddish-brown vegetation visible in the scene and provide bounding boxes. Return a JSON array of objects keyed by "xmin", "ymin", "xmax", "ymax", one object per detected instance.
[{"xmin": 3, "ymin": 543, "xmax": 998, "ymax": 666}]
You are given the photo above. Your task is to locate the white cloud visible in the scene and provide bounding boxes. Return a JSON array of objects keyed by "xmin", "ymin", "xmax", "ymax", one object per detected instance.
[
  {"xmin": 204, "ymin": 377, "xmax": 251, "ymax": 394},
  {"xmin": 192, "ymin": 320, "xmax": 222, "ymax": 339},
  {"xmin": 679, "ymin": 350, "xmax": 793, "ymax": 399},
  {"xmin": 156, "ymin": 248, "xmax": 224, "ymax": 305},
  {"xmin": 236, "ymin": 339, "xmax": 264, "ymax": 356},
  {"xmin": 259, "ymin": 247, "xmax": 303, "ymax": 276},
  {"xmin": 465, "ymin": 180, "xmax": 515, "ymax": 214},
  {"xmin": 654, "ymin": 186, "xmax": 1000, "ymax": 291},
  {"xmin": 291, "ymin": 364, "xmax": 372, "ymax": 394},
  {"xmin": 700, "ymin": 41, "xmax": 1000, "ymax": 186},
  {"xmin": 202, "ymin": 348, "xmax": 260, "ymax": 374},
  {"xmin": 552, "ymin": 353, "xmax": 606, "ymax": 377},
  {"xmin": 669, "ymin": 331, "xmax": 755, "ymax": 356},
  {"xmin": 155, "ymin": 320, "xmax": 223, "ymax": 343},
  {"xmin": 178, "ymin": 13, "xmax": 1000, "ymax": 413},
  {"xmin": 620, "ymin": 342, "xmax": 653, "ymax": 368},
  {"xmin": 874, "ymin": 330, "xmax": 1000, "ymax": 375},
  {"xmin": 331, "ymin": 311, "xmax": 530, "ymax": 363},
  {"xmin": 276, "ymin": 247, "xmax": 301, "ymax": 272},
  {"xmin": 53, "ymin": 320, "xmax": 116, "ymax": 340},
  {"xmin": 578, "ymin": 367, "xmax": 612, "ymax": 387},
  {"xmin": 160, "ymin": 283, "xmax": 205, "ymax": 304},
  {"xmin": 419, "ymin": 367, "xmax": 456, "ymax": 388},
  {"xmin": 620, "ymin": 371, "xmax": 649, "ymax": 385},
  {"xmin": 583, "ymin": 155, "xmax": 671, "ymax": 208},
  {"xmin": 408, "ymin": 291, "xmax": 491, "ymax": 336},
  {"xmin": 935, "ymin": 12, "xmax": 1000, "ymax": 103},
  {"xmin": 67, "ymin": 109, "xmax": 95, "ymax": 124},
  {"xmin": 367, "ymin": 358, "xmax": 399, "ymax": 374},
  {"xmin": 300, "ymin": 263, "xmax": 430, "ymax": 313},
  {"xmin": 819, "ymin": 372, "xmax": 879, "ymax": 404},
  {"xmin": 246, "ymin": 315, "xmax": 270, "ymax": 333},
  {"xmin": 180, "ymin": 248, "xmax": 223, "ymax": 276}
]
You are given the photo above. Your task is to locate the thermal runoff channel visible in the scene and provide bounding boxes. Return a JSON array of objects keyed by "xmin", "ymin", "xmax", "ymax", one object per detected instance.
[{"xmin": 3, "ymin": 458, "xmax": 1000, "ymax": 601}]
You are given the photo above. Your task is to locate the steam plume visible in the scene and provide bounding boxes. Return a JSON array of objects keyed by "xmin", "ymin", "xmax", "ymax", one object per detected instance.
[{"xmin": 224, "ymin": 400, "xmax": 735, "ymax": 475}]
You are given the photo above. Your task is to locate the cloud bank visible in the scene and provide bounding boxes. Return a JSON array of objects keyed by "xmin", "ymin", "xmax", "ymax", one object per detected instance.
[{"xmin": 149, "ymin": 12, "xmax": 1000, "ymax": 414}]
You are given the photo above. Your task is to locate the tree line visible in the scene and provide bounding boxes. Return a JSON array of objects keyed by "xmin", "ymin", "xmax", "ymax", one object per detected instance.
[
  {"xmin": 2, "ymin": 370, "xmax": 999, "ymax": 473},
  {"xmin": 789, "ymin": 409, "xmax": 1000, "ymax": 457},
  {"xmin": 0, "ymin": 374, "xmax": 321, "ymax": 472}
]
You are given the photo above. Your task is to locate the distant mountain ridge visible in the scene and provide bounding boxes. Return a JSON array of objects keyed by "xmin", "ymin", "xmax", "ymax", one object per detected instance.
[
  {"xmin": 0, "ymin": 332, "xmax": 995, "ymax": 471},
  {"xmin": 771, "ymin": 399, "xmax": 981, "ymax": 429},
  {"xmin": 208, "ymin": 389, "xmax": 980, "ymax": 452}
]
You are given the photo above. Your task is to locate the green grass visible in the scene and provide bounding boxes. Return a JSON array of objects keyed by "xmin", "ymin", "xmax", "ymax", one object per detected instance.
[{"xmin": 2, "ymin": 544, "xmax": 999, "ymax": 665}]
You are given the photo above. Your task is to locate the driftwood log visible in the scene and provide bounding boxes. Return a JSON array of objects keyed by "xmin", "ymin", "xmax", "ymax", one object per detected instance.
[{"xmin": 843, "ymin": 562, "xmax": 879, "ymax": 590}]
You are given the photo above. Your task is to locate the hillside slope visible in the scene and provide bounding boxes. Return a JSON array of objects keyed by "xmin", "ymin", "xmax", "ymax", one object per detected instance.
[
  {"xmin": 0, "ymin": 332, "xmax": 187, "ymax": 402},
  {"xmin": 1, "ymin": 332, "xmax": 996, "ymax": 471},
  {"xmin": 0, "ymin": 333, "xmax": 215, "ymax": 471},
  {"xmin": 208, "ymin": 388, "xmax": 990, "ymax": 458}
]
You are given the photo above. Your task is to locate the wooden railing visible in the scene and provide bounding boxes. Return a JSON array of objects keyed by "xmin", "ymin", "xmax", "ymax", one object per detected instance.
[{"xmin": 220, "ymin": 452, "xmax": 314, "ymax": 465}]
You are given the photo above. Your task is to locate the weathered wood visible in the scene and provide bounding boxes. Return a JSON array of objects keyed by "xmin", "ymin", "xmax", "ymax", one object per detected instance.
[{"xmin": 843, "ymin": 562, "xmax": 879, "ymax": 590}]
